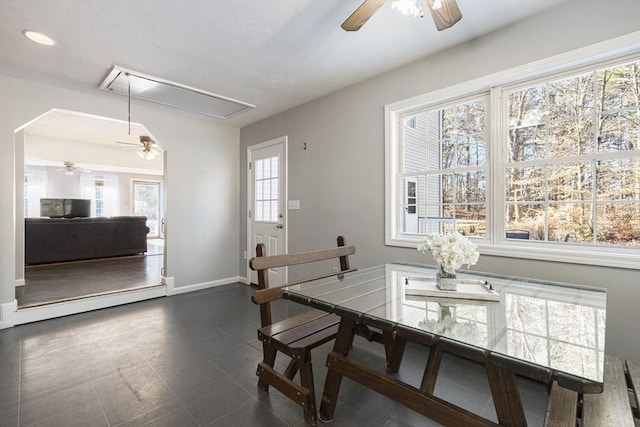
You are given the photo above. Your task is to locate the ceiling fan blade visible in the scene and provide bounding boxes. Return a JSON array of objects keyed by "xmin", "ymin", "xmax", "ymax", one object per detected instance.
[
  {"xmin": 341, "ymin": 0, "xmax": 387, "ymax": 31},
  {"xmin": 427, "ymin": 0, "xmax": 462, "ymax": 31}
]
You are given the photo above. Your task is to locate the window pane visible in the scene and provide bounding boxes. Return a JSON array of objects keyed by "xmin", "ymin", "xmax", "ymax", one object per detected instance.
[
  {"xmin": 455, "ymin": 172, "xmax": 485, "ymax": 204},
  {"xmin": 548, "ymin": 203, "xmax": 593, "ymax": 243},
  {"xmin": 548, "ymin": 162, "xmax": 592, "ymax": 202},
  {"xmin": 505, "ymin": 203, "xmax": 544, "ymax": 240},
  {"xmin": 456, "ymin": 204, "xmax": 486, "ymax": 238},
  {"xmin": 505, "ymin": 167, "xmax": 545, "ymax": 202},
  {"xmin": 264, "ymin": 200, "xmax": 271, "ymax": 222},
  {"xmin": 598, "ymin": 111, "xmax": 639, "ymax": 152},
  {"xmin": 509, "ymin": 124, "xmax": 546, "ymax": 161},
  {"xmin": 271, "ymin": 178, "xmax": 278, "ymax": 200},
  {"xmin": 442, "ymin": 99, "xmax": 487, "ymax": 168},
  {"xmin": 441, "ymin": 174, "xmax": 454, "ymax": 204},
  {"xmin": 597, "ymin": 158, "xmax": 640, "ymax": 200},
  {"xmin": 596, "ymin": 202, "xmax": 640, "ymax": 246},
  {"xmin": 508, "ymin": 86, "xmax": 546, "ymax": 128},
  {"xmin": 402, "ymin": 114, "xmax": 428, "ymax": 173},
  {"xmin": 256, "ymin": 201, "xmax": 264, "ymax": 221},
  {"xmin": 597, "ymin": 63, "xmax": 640, "ymax": 111},
  {"xmin": 456, "ymin": 135, "xmax": 486, "ymax": 166},
  {"xmin": 256, "ymin": 159, "xmax": 263, "ymax": 180},
  {"xmin": 548, "ymin": 73, "xmax": 594, "ymax": 120},
  {"xmin": 549, "ymin": 117, "xmax": 594, "ymax": 157}
]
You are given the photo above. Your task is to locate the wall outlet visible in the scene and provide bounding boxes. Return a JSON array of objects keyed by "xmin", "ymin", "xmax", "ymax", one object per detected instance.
[
  {"xmin": 331, "ymin": 267, "xmax": 339, "ymax": 273},
  {"xmin": 243, "ymin": 251, "xmax": 247, "ymax": 259}
]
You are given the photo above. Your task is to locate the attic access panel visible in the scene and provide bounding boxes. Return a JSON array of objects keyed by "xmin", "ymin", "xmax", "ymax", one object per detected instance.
[{"xmin": 100, "ymin": 66, "xmax": 255, "ymax": 119}]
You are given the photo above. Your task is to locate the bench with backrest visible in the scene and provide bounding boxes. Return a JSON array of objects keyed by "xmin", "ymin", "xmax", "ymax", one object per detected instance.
[
  {"xmin": 544, "ymin": 355, "xmax": 639, "ymax": 426},
  {"xmin": 249, "ymin": 236, "xmax": 356, "ymax": 426}
]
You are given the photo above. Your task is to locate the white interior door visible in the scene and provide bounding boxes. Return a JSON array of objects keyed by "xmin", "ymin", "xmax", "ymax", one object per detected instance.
[{"xmin": 248, "ymin": 137, "xmax": 287, "ymax": 286}]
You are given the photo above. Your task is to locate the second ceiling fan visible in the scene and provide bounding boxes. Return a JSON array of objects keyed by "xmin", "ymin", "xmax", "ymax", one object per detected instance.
[
  {"xmin": 342, "ymin": 0, "xmax": 462, "ymax": 32},
  {"xmin": 116, "ymin": 135, "xmax": 162, "ymax": 160}
]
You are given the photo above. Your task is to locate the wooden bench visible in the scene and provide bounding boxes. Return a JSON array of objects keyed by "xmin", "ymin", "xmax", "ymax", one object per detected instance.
[
  {"xmin": 249, "ymin": 236, "xmax": 356, "ymax": 426},
  {"xmin": 544, "ymin": 355, "xmax": 639, "ymax": 426}
]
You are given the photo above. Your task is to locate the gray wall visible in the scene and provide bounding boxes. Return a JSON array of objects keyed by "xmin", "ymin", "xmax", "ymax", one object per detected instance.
[
  {"xmin": 240, "ymin": 1, "xmax": 640, "ymax": 361},
  {"xmin": 0, "ymin": 74, "xmax": 240, "ymax": 311}
]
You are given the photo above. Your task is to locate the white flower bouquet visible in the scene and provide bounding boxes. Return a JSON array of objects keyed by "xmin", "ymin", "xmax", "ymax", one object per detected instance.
[{"xmin": 417, "ymin": 232, "xmax": 479, "ymax": 277}]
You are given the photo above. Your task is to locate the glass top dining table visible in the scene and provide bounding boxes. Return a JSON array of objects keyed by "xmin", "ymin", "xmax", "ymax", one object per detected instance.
[{"xmin": 284, "ymin": 262, "xmax": 607, "ymax": 387}]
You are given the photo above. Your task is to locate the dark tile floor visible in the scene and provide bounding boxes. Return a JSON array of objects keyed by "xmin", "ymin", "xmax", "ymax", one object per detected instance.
[{"xmin": 0, "ymin": 283, "xmax": 549, "ymax": 426}]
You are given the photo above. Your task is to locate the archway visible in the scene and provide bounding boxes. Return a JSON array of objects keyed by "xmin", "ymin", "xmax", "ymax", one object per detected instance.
[{"xmin": 16, "ymin": 109, "xmax": 166, "ymax": 310}]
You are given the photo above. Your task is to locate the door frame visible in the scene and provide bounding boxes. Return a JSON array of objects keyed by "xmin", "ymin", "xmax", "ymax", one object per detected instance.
[{"xmin": 246, "ymin": 136, "xmax": 288, "ymax": 285}]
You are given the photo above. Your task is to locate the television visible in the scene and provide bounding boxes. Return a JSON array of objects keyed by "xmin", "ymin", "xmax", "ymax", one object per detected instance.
[{"xmin": 40, "ymin": 198, "xmax": 91, "ymax": 218}]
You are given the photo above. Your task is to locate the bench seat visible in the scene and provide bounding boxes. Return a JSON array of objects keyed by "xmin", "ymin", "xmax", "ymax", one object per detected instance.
[
  {"xmin": 249, "ymin": 236, "xmax": 355, "ymax": 426},
  {"xmin": 258, "ymin": 310, "xmax": 340, "ymax": 354},
  {"xmin": 544, "ymin": 355, "xmax": 639, "ymax": 427}
]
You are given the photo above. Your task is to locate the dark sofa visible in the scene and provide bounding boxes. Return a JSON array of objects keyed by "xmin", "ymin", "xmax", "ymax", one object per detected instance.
[{"xmin": 25, "ymin": 216, "xmax": 149, "ymax": 265}]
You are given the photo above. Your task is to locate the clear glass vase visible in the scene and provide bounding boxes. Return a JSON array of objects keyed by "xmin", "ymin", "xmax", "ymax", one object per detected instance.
[{"xmin": 436, "ymin": 263, "xmax": 457, "ymax": 290}]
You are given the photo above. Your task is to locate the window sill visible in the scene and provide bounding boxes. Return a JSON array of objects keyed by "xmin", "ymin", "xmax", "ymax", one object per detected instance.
[
  {"xmin": 478, "ymin": 242, "xmax": 639, "ymax": 270},
  {"xmin": 387, "ymin": 235, "xmax": 639, "ymax": 270}
]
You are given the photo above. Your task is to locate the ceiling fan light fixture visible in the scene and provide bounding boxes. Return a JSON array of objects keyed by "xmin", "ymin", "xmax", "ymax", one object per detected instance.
[
  {"xmin": 136, "ymin": 136, "xmax": 161, "ymax": 160},
  {"xmin": 137, "ymin": 149, "xmax": 160, "ymax": 160}
]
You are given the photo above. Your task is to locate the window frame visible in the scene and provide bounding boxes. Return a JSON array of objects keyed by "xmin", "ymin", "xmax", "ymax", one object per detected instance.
[{"xmin": 385, "ymin": 33, "xmax": 640, "ymax": 269}]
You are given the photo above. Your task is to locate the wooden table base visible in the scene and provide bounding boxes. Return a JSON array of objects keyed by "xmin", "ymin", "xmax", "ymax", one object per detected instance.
[{"xmin": 318, "ymin": 317, "xmax": 531, "ymax": 426}]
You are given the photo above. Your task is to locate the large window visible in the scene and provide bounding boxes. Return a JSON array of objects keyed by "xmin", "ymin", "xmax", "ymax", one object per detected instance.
[
  {"xmin": 386, "ymin": 40, "xmax": 639, "ymax": 269},
  {"xmin": 505, "ymin": 64, "xmax": 639, "ymax": 246}
]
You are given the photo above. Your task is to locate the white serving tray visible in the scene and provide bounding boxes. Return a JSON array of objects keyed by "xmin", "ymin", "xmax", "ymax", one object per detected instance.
[{"xmin": 404, "ymin": 276, "xmax": 500, "ymax": 301}]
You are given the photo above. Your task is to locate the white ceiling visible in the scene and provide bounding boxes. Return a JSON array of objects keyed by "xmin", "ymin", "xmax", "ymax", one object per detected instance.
[{"xmin": 1, "ymin": 0, "xmax": 567, "ymax": 132}]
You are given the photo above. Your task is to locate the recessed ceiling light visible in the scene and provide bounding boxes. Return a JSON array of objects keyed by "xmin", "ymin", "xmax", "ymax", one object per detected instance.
[{"xmin": 22, "ymin": 30, "xmax": 56, "ymax": 46}]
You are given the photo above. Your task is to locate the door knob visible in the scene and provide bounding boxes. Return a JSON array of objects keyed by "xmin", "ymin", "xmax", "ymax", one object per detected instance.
[{"xmin": 276, "ymin": 223, "xmax": 284, "ymax": 229}]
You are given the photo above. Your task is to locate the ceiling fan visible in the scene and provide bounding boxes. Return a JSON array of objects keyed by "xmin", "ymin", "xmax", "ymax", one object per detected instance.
[
  {"xmin": 56, "ymin": 161, "xmax": 91, "ymax": 176},
  {"xmin": 342, "ymin": 0, "xmax": 462, "ymax": 32},
  {"xmin": 116, "ymin": 135, "xmax": 162, "ymax": 160}
]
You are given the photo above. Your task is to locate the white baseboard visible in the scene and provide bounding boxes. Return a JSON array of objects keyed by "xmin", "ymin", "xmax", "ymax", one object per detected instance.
[
  {"xmin": 167, "ymin": 276, "xmax": 243, "ymax": 296},
  {"xmin": 14, "ymin": 286, "xmax": 166, "ymax": 325},
  {"xmin": 0, "ymin": 299, "xmax": 18, "ymax": 329},
  {"xmin": 239, "ymin": 276, "xmax": 250, "ymax": 285},
  {"xmin": 3, "ymin": 276, "xmax": 247, "ymax": 328},
  {"xmin": 15, "ymin": 279, "xmax": 25, "ymax": 287},
  {"xmin": 161, "ymin": 275, "xmax": 174, "ymax": 293}
]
